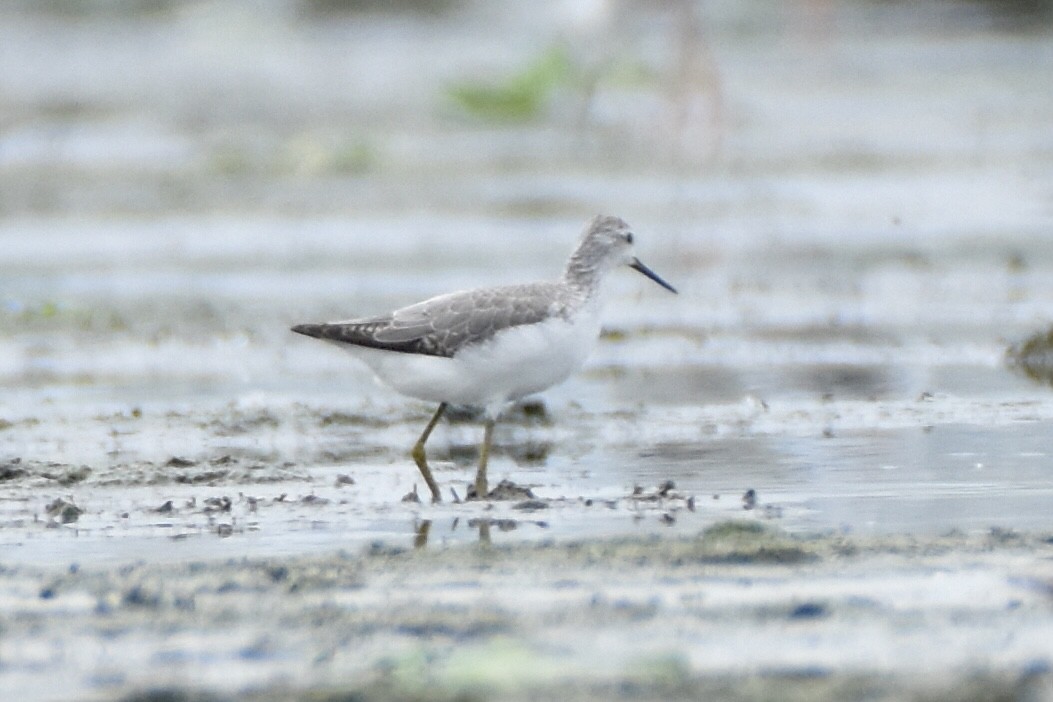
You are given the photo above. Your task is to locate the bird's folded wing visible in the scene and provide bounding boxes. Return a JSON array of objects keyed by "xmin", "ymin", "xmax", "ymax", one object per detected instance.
[{"xmin": 298, "ymin": 283, "xmax": 566, "ymax": 358}]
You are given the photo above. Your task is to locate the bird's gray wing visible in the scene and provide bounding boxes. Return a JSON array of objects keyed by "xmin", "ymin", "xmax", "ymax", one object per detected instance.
[{"xmin": 291, "ymin": 283, "xmax": 567, "ymax": 358}]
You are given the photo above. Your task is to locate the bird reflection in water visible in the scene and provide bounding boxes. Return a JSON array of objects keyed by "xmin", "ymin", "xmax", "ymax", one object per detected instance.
[{"xmin": 412, "ymin": 516, "xmax": 547, "ymax": 548}]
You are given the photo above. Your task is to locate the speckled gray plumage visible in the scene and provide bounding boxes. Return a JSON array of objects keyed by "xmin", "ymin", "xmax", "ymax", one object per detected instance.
[{"xmin": 291, "ymin": 281, "xmax": 579, "ymax": 358}]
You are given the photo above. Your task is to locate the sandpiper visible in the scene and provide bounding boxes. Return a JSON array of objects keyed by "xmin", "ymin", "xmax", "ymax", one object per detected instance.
[{"xmin": 291, "ymin": 215, "xmax": 677, "ymax": 502}]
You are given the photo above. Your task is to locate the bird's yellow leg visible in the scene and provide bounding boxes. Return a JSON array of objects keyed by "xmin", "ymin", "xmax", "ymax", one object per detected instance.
[
  {"xmin": 473, "ymin": 417, "xmax": 496, "ymax": 499},
  {"xmin": 411, "ymin": 403, "xmax": 447, "ymax": 503}
]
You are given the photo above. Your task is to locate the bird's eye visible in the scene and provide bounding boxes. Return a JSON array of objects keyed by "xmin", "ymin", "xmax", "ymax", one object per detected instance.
[{"xmin": 625, "ymin": 233, "xmax": 634, "ymax": 244}]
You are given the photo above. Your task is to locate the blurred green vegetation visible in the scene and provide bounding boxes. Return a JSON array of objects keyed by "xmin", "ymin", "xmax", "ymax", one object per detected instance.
[
  {"xmin": 1, "ymin": 299, "xmax": 129, "ymax": 333},
  {"xmin": 209, "ymin": 133, "xmax": 377, "ymax": 177},
  {"xmin": 447, "ymin": 45, "xmax": 574, "ymax": 122}
]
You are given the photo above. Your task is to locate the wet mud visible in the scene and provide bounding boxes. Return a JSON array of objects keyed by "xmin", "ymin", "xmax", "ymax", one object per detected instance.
[{"xmin": 3, "ymin": 528, "xmax": 1053, "ymax": 702}]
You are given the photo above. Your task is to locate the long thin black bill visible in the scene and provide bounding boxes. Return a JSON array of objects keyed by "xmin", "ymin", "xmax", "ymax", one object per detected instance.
[{"xmin": 629, "ymin": 257, "xmax": 678, "ymax": 294}]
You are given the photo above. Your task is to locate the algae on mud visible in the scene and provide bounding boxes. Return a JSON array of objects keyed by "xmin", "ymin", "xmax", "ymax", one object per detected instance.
[{"xmin": 1007, "ymin": 326, "xmax": 1053, "ymax": 388}]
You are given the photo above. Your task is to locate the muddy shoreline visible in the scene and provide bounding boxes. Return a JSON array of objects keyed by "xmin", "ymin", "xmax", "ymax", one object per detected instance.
[{"xmin": 3, "ymin": 525, "xmax": 1052, "ymax": 702}]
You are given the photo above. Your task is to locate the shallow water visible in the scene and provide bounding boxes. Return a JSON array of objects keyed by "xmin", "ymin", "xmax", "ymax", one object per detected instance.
[{"xmin": 2, "ymin": 1, "xmax": 1053, "ymax": 699}]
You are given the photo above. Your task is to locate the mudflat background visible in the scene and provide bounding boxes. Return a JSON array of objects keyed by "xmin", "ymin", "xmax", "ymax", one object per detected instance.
[{"xmin": 2, "ymin": 1, "xmax": 1053, "ymax": 700}]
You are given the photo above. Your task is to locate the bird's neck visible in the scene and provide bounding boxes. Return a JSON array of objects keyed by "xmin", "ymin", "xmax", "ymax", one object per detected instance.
[{"xmin": 563, "ymin": 255, "xmax": 604, "ymax": 299}]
